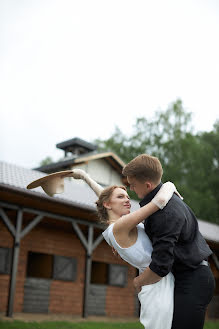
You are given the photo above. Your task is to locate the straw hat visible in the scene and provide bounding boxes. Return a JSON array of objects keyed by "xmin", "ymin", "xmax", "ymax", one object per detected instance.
[{"xmin": 27, "ymin": 170, "xmax": 73, "ymax": 197}]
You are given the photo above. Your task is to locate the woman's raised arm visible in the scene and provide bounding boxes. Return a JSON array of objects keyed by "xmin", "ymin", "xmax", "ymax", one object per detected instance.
[{"xmin": 70, "ymin": 169, "xmax": 104, "ymax": 197}]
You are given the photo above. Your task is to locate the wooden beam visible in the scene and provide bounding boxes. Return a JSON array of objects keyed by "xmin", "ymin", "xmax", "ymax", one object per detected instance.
[
  {"xmin": 92, "ymin": 234, "xmax": 104, "ymax": 252},
  {"xmin": 7, "ymin": 209, "xmax": 23, "ymax": 317},
  {"xmin": 212, "ymin": 253, "xmax": 219, "ymax": 271},
  {"xmin": 72, "ymin": 222, "xmax": 88, "ymax": 250},
  {"xmin": 0, "ymin": 200, "xmax": 103, "ymax": 229},
  {"xmin": 20, "ymin": 214, "xmax": 44, "ymax": 239},
  {"xmin": 0, "ymin": 208, "xmax": 16, "ymax": 237},
  {"xmin": 0, "ymin": 201, "xmax": 106, "ymax": 319}
]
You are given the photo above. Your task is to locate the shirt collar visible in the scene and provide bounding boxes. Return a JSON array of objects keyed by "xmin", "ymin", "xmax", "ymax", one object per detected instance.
[{"xmin": 139, "ymin": 182, "xmax": 163, "ymax": 207}]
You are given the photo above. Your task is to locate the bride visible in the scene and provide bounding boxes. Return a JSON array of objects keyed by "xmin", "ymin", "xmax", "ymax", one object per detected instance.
[
  {"xmin": 27, "ymin": 168, "xmax": 182, "ymax": 329},
  {"xmin": 70, "ymin": 169, "xmax": 182, "ymax": 329}
]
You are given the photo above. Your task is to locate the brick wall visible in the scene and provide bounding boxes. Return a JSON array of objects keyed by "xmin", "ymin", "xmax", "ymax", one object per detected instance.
[
  {"xmin": 1, "ymin": 212, "xmax": 219, "ymax": 319},
  {"xmin": 0, "ymin": 216, "xmax": 137, "ymax": 317},
  {"xmin": 0, "ymin": 220, "xmax": 13, "ymax": 312},
  {"xmin": 93, "ymin": 239, "xmax": 137, "ymax": 317},
  {"xmin": 1, "ymin": 215, "xmax": 218, "ymax": 319},
  {"xmin": 21, "ymin": 220, "xmax": 86, "ymax": 315}
]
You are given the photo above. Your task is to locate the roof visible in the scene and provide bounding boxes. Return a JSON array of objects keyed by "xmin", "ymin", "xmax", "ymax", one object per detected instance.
[
  {"xmin": 56, "ymin": 137, "xmax": 97, "ymax": 152},
  {"xmin": 198, "ymin": 219, "xmax": 219, "ymax": 243},
  {"xmin": 0, "ymin": 161, "xmax": 219, "ymax": 243},
  {"xmin": 0, "ymin": 161, "xmax": 99, "ymax": 211},
  {"xmin": 35, "ymin": 151, "xmax": 126, "ymax": 174},
  {"xmin": 0, "ymin": 161, "xmax": 137, "ymax": 213}
]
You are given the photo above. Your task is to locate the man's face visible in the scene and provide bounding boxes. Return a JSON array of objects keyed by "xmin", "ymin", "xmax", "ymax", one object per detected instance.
[{"xmin": 127, "ymin": 176, "xmax": 149, "ymax": 199}]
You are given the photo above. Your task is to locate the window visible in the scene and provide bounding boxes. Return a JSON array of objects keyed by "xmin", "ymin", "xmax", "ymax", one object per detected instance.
[
  {"xmin": 91, "ymin": 261, "xmax": 128, "ymax": 287},
  {"xmin": 108, "ymin": 264, "xmax": 128, "ymax": 287},
  {"xmin": 0, "ymin": 247, "xmax": 12, "ymax": 274},
  {"xmin": 27, "ymin": 252, "xmax": 53, "ymax": 279},
  {"xmin": 91, "ymin": 261, "xmax": 108, "ymax": 284},
  {"xmin": 53, "ymin": 255, "xmax": 77, "ymax": 281},
  {"xmin": 26, "ymin": 252, "xmax": 77, "ymax": 281}
]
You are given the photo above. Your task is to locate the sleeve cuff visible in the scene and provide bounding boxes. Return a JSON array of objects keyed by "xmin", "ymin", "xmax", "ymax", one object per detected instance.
[{"xmin": 149, "ymin": 262, "xmax": 170, "ymax": 277}]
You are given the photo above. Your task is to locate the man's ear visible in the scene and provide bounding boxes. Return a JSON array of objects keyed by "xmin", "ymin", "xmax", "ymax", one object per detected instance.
[
  {"xmin": 146, "ymin": 181, "xmax": 158, "ymax": 191},
  {"xmin": 103, "ymin": 201, "xmax": 111, "ymax": 210},
  {"xmin": 145, "ymin": 181, "xmax": 153, "ymax": 190}
]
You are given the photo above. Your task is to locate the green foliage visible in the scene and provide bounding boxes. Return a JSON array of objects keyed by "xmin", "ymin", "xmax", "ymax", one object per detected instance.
[
  {"xmin": 95, "ymin": 99, "xmax": 192, "ymax": 163},
  {"xmin": 94, "ymin": 99, "xmax": 219, "ymax": 224},
  {"xmin": 39, "ymin": 156, "xmax": 54, "ymax": 166}
]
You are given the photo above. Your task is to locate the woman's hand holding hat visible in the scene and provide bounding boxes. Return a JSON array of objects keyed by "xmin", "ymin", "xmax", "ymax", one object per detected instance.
[{"xmin": 70, "ymin": 169, "xmax": 89, "ymax": 180}]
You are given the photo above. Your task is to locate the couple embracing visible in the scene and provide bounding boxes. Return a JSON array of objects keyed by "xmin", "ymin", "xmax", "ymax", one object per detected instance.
[{"xmin": 71, "ymin": 154, "xmax": 215, "ymax": 329}]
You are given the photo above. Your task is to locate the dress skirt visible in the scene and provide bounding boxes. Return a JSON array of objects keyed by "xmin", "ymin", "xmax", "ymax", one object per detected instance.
[{"xmin": 138, "ymin": 272, "xmax": 175, "ymax": 329}]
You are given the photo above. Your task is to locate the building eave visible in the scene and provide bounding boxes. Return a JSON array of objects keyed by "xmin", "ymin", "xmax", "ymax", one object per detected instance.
[
  {"xmin": 35, "ymin": 152, "xmax": 126, "ymax": 175},
  {"xmin": 0, "ymin": 183, "xmax": 98, "ymax": 223}
]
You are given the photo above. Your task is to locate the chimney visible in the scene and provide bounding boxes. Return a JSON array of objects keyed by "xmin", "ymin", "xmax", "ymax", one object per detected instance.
[{"xmin": 56, "ymin": 137, "xmax": 97, "ymax": 157}]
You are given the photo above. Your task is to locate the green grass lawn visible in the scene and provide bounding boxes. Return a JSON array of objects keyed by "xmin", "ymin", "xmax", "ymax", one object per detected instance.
[
  {"xmin": 0, "ymin": 321, "xmax": 141, "ymax": 329},
  {"xmin": 0, "ymin": 320, "xmax": 218, "ymax": 329}
]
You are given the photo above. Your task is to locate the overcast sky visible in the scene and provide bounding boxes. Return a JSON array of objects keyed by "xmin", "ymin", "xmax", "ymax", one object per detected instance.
[{"xmin": 1, "ymin": 0, "xmax": 219, "ymax": 169}]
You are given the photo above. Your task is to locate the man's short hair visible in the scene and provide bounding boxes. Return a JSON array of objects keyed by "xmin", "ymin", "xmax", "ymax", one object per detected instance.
[{"xmin": 122, "ymin": 154, "xmax": 163, "ymax": 184}]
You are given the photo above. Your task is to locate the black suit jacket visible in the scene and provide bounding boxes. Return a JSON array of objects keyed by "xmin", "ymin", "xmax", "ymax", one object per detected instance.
[{"xmin": 140, "ymin": 183, "xmax": 212, "ymax": 277}]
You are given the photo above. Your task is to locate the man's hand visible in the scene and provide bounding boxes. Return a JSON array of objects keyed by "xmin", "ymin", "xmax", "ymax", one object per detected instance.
[
  {"xmin": 112, "ymin": 247, "xmax": 121, "ymax": 259},
  {"xmin": 133, "ymin": 267, "xmax": 162, "ymax": 293},
  {"xmin": 133, "ymin": 276, "xmax": 142, "ymax": 293}
]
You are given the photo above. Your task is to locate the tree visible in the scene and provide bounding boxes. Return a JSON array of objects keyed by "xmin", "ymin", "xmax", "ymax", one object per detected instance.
[
  {"xmin": 162, "ymin": 132, "xmax": 218, "ymax": 224},
  {"xmin": 96, "ymin": 99, "xmax": 193, "ymax": 162},
  {"xmin": 39, "ymin": 156, "xmax": 53, "ymax": 166}
]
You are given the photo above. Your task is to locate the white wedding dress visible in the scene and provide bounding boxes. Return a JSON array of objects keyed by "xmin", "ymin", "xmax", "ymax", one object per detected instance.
[{"xmin": 102, "ymin": 222, "xmax": 174, "ymax": 329}]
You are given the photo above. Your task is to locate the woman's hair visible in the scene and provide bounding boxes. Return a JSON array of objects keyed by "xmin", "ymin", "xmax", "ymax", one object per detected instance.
[
  {"xmin": 96, "ymin": 185, "xmax": 127, "ymax": 223},
  {"xmin": 122, "ymin": 154, "xmax": 163, "ymax": 184}
]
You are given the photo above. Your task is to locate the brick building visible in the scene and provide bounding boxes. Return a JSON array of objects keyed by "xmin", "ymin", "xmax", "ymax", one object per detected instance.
[{"xmin": 0, "ymin": 138, "xmax": 218, "ymax": 319}]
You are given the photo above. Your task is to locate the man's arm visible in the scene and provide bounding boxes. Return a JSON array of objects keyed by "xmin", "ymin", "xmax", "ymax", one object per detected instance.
[
  {"xmin": 134, "ymin": 207, "xmax": 185, "ymax": 291},
  {"xmin": 148, "ymin": 210, "xmax": 184, "ymax": 276},
  {"xmin": 133, "ymin": 267, "xmax": 162, "ymax": 293}
]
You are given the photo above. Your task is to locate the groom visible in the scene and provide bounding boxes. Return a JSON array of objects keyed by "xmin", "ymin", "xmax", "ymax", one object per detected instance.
[{"xmin": 122, "ymin": 154, "xmax": 215, "ymax": 329}]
